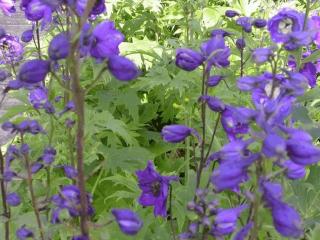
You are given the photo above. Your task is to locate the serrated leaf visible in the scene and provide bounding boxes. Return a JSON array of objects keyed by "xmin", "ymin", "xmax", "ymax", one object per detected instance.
[{"xmin": 302, "ymin": 50, "xmax": 320, "ymax": 64}]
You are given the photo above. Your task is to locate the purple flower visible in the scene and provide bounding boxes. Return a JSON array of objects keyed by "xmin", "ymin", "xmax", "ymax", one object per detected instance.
[
  {"xmin": 236, "ymin": 17, "xmax": 252, "ymax": 33},
  {"xmin": 52, "ymin": 185, "xmax": 94, "ymax": 218},
  {"xmin": 0, "ymin": 35, "xmax": 24, "ymax": 64},
  {"xmin": 176, "ymin": 48, "xmax": 204, "ymax": 71},
  {"xmin": 63, "ymin": 165, "xmax": 78, "ymax": 179},
  {"xmin": 200, "ymin": 95, "xmax": 225, "ymax": 112},
  {"xmin": 211, "ymin": 29, "xmax": 231, "ymax": 38},
  {"xmin": 136, "ymin": 161, "xmax": 178, "ymax": 217},
  {"xmin": 28, "ymin": 87, "xmax": 48, "ymax": 109},
  {"xmin": 22, "ymin": 0, "xmax": 54, "ymax": 25},
  {"xmin": 72, "ymin": 236, "xmax": 89, "ymax": 240},
  {"xmin": 90, "ymin": 20, "xmax": 124, "ymax": 60},
  {"xmin": 268, "ymin": 9, "xmax": 304, "ymax": 43},
  {"xmin": 260, "ymin": 180, "xmax": 283, "ymax": 208},
  {"xmin": 48, "ymin": 33, "xmax": 70, "ymax": 60},
  {"xmin": 0, "ymin": 0, "xmax": 15, "ymax": 15},
  {"xmin": 300, "ymin": 62, "xmax": 317, "ymax": 88},
  {"xmin": 16, "ymin": 120, "xmax": 44, "ymax": 135},
  {"xmin": 18, "ymin": 60, "xmax": 50, "ymax": 84},
  {"xmin": 6, "ymin": 192, "xmax": 21, "ymax": 206},
  {"xmin": 252, "ymin": 47, "xmax": 274, "ymax": 64},
  {"xmin": 284, "ymin": 31, "xmax": 312, "ymax": 51},
  {"xmin": 40, "ymin": 147, "xmax": 56, "ymax": 165},
  {"xmin": 5, "ymin": 80, "xmax": 23, "ymax": 92},
  {"xmin": 207, "ymin": 75, "xmax": 224, "ymax": 87},
  {"xmin": 286, "ymin": 135, "xmax": 320, "ymax": 165},
  {"xmin": 236, "ymin": 38, "xmax": 245, "ymax": 50},
  {"xmin": 262, "ymin": 133, "xmax": 286, "ymax": 158},
  {"xmin": 74, "ymin": 0, "xmax": 106, "ymax": 16},
  {"xmin": 31, "ymin": 162, "xmax": 44, "ymax": 174},
  {"xmin": 201, "ymin": 36, "xmax": 230, "ymax": 69},
  {"xmin": 225, "ymin": 10, "xmax": 239, "ymax": 18},
  {"xmin": 112, "ymin": 209, "xmax": 143, "ymax": 235},
  {"xmin": 21, "ymin": 29, "xmax": 33, "ymax": 43},
  {"xmin": 221, "ymin": 106, "xmax": 250, "ymax": 140},
  {"xmin": 233, "ymin": 222, "xmax": 253, "ymax": 240},
  {"xmin": 211, "ymin": 157, "xmax": 254, "ymax": 191},
  {"xmin": 161, "ymin": 125, "xmax": 196, "ymax": 143},
  {"xmin": 253, "ymin": 18, "xmax": 267, "ymax": 28},
  {"xmin": 16, "ymin": 226, "xmax": 34, "ymax": 240},
  {"xmin": 237, "ymin": 76, "xmax": 263, "ymax": 91},
  {"xmin": 271, "ymin": 202, "xmax": 303, "ymax": 238},
  {"xmin": 283, "ymin": 160, "xmax": 306, "ymax": 180},
  {"xmin": 210, "ymin": 205, "xmax": 247, "ymax": 236},
  {"xmin": 108, "ymin": 55, "xmax": 139, "ymax": 81},
  {"xmin": 0, "ymin": 69, "xmax": 9, "ymax": 81}
]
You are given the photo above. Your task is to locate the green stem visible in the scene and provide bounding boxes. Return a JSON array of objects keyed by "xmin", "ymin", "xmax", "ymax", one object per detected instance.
[
  {"xmin": 21, "ymin": 136, "xmax": 45, "ymax": 240},
  {"xmin": 169, "ymin": 185, "xmax": 177, "ymax": 240},
  {"xmin": 0, "ymin": 148, "xmax": 10, "ymax": 240}
]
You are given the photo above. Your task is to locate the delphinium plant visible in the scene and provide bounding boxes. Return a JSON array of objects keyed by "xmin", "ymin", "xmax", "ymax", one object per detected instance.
[
  {"xmin": 0, "ymin": 0, "xmax": 320, "ymax": 240},
  {"xmin": 158, "ymin": 1, "xmax": 320, "ymax": 239},
  {"xmin": 0, "ymin": 0, "xmax": 142, "ymax": 239}
]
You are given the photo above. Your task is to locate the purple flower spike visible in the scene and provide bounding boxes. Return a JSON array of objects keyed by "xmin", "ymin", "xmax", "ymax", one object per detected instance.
[
  {"xmin": 211, "ymin": 29, "xmax": 231, "ymax": 38},
  {"xmin": 49, "ymin": 33, "xmax": 70, "ymax": 60},
  {"xmin": 210, "ymin": 205, "xmax": 247, "ymax": 236},
  {"xmin": 176, "ymin": 48, "xmax": 204, "ymax": 71},
  {"xmin": 18, "ymin": 59, "xmax": 50, "ymax": 84},
  {"xmin": 136, "ymin": 161, "xmax": 178, "ymax": 217},
  {"xmin": 21, "ymin": 29, "xmax": 33, "ymax": 43},
  {"xmin": 16, "ymin": 226, "xmax": 34, "ymax": 240},
  {"xmin": 112, "ymin": 209, "xmax": 143, "ymax": 235},
  {"xmin": 108, "ymin": 55, "xmax": 139, "ymax": 81},
  {"xmin": 6, "ymin": 192, "xmax": 21, "ymax": 206},
  {"xmin": 162, "ymin": 124, "xmax": 197, "ymax": 143}
]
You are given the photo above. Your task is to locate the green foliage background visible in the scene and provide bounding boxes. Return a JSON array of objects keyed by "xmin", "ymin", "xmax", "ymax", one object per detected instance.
[{"xmin": 2, "ymin": 0, "xmax": 320, "ymax": 239}]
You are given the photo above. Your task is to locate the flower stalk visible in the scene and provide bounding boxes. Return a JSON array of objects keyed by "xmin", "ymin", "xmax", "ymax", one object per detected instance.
[{"xmin": 0, "ymin": 148, "xmax": 10, "ymax": 240}]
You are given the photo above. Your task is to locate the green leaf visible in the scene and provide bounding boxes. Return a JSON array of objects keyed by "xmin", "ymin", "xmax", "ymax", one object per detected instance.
[
  {"xmin": 302, "ymin": 50, "xmax": 320, "ymax": 63},
  {"xmin": 100, "ymin": 146, "xmax": 155, "ymax": 172}
]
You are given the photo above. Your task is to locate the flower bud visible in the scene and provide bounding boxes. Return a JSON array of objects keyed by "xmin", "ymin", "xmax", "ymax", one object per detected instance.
[
  {"xmin": 161, "ymin": 125, "xmax": 194, "ymax": 143},
  {"xmin": 236, "ymin": 38, "xmax": 246, "ymax": 50},
  {"xmin": 6, "ymin": 192, "xmax": 21, "ymax": 206},
  {"xmin": 225, "ymin": 10, "xmax": 239, "ymax": 18},
  {"xmin": 112, "ymin": 209, "xmax": 143, "ymax": 235},
  {"xmin": 16, "ymin": 226, "xmax": 34, "ymax": 240},
  {"xmin": 48, "ymin": 33, "xmax": 70, "ymax": 60},
  {"xmin": 207, "ymin": 75, "xmax": 224, "ymax": 87},
  {"xmin": 108, "ymin": 55, "xmax": 139, "ymax": 81},
  {"xmin": 176, "ymin": 48, "xmax": 204, "ymax": 71},
  {"xmin": 18, "ymin": 60, "xmax": 50, "ymax": 84},
  {"xmin": 21, "ymin": 29, "xmax": 33, "ymax": 43},
  {"xmin": 253, "ymin": 18, "xmax": 267, "ymax": 28}
]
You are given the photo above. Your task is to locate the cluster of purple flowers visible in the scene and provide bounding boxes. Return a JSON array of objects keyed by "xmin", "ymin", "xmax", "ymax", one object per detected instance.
[{"xmin": 159, "ymin": 6, "xmax": 320, "ymax": 239}]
